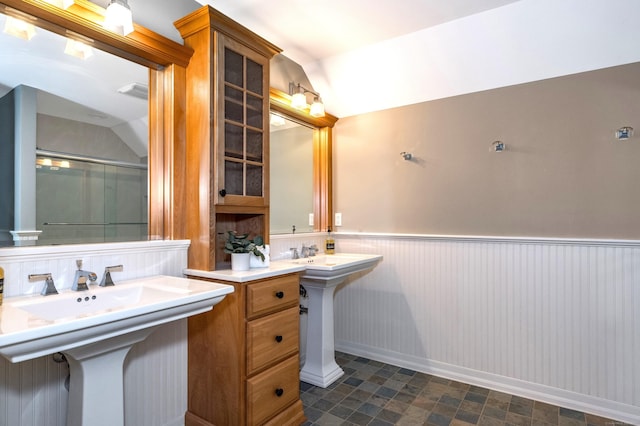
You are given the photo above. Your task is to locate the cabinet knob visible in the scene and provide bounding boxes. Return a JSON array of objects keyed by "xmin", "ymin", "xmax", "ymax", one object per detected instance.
[
  {"xmin": 275, "ymin": 335, "xmax": 283, "ymax": 343},
  {"xmin": 275, "ymin": 291, "xmax": 284, "ymax": 299},
  {"xmin": 219, "ymin": 189, "xmax": 226, "ymax": 197},
  {"xmin": 275, "ymin": 388, "xmax": 284, "ymax": 397}
]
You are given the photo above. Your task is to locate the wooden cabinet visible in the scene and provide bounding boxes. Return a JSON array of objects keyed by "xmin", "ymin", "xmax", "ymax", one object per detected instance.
[
  {"xmin": 184, "ymin": 273, "xmax": 306, "ymax": 426},
  {"xmin": 175, "ymin": 6, "xmax": 281, "ymax": 270}
]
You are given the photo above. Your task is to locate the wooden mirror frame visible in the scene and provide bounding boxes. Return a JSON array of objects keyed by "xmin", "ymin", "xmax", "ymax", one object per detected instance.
[
  {"xmin": 269, "ymin": 88, "xmax": 338, "ymax": 233},
  {"xmin": 0, "ymin": 0, "xmax": 192, "ymax": 242}
]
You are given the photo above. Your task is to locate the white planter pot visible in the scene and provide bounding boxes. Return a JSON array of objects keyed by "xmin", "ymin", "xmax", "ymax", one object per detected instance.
[
  {"xmin": 250, "ymin": 245, "xmax": 270, "ymax": 268},
  {"xmin": 231, "ymin": 253, "xmax": 251, "ymax": 271}
]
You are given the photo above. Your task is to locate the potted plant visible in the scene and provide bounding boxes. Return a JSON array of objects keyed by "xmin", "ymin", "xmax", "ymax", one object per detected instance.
[{"xmin": 224, "ymin": 231, "xmax": 265, "ymax": 271}]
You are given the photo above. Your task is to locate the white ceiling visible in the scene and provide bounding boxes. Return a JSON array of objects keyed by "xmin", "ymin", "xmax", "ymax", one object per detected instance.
[{"xmin": 127, "ymin": 0, "xmax": 640, "ymax": 118}]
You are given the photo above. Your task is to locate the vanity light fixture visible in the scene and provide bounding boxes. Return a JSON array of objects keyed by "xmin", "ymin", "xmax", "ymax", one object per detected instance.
[
  {"xmin": 3, "ymin": 15, "xmax": 36, "ymax": 40},
  {"xmin": 103, "ymin": 0, "xmax": 134, "ymax": 36},
  {"xmin": 289, "ymin": 82, "xmax": 325, "ymax": 117},
  {"xmin": 64, "ymin": 38, "xmax": 93, "ymax": 59}
]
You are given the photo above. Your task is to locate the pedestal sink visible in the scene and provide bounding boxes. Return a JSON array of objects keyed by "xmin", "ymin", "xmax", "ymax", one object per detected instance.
[
  {"xmin": 0, "ymin": 275, "xmax": 233, "ymax": 426},
  {"xmin": 292, "ymin": 253, "xmax": 382, "ymax": 388}
]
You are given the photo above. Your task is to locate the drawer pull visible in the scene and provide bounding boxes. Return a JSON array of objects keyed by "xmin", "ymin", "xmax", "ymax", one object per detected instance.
[
  {"xmin": 275, "ymin": 335, "xmax": 283, "ymax": 343},
  {"xmin": 275, "ymin": 388, "xmax": 284, "ymax": 397},
  {"xmin": 275, "ymin": 291, "xmax": 284, "ymax": 299}
]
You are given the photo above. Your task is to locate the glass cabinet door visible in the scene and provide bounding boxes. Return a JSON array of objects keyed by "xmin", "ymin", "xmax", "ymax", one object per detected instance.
[{"xmin": 217, "ymin": 39, "xmax": 268, "ymax": 205}]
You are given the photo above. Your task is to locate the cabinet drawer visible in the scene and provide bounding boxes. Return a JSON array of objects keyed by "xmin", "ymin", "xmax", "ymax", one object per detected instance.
[
  {"xmin": 247, "ymin": 274, "xmax": 298, "ymax": 318},
  {"xmin": 247, "ymin": 306, "xmax": 299, "ymax": 373},
  {"xmin": 247, "ymin": 355, "xmax": 299, "ymax": 425}
]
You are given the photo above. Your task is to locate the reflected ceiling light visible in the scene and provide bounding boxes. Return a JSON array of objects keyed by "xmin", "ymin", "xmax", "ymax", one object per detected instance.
[
  {"xmin": 270, "ymin": 113, "xmax": 286, "ymax": 126},
  {"xmin": 289, "ymin": 81, "xmax": 325, "ymax": 117},
  {"xmin": 64, "ymin": 38, "xmax": 93, "ymax": 59},
  {"xmin": 117, "ymin": 82, "xmax": 148, "ymax": 100},
  {"xmin": 103, "ymin": 0, "xmax": 134, "ymax": 36},
  {"xmin": 3, "ymin": 16, "xmax": 36, "ymax": 40}
]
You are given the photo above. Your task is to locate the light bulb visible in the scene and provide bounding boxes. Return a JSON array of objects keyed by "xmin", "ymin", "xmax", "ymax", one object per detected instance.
[
  {"xmin": 310, "ymin": 97, "xmax": 325, "ymax": 118},
  {"xmin": 104, "ymin": 0, "xmax": 134, "ymax": 36}
]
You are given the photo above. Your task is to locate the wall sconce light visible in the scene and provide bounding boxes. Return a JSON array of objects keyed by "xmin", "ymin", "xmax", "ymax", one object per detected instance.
[
  {"xmin": 289, "ymin": 82, "xmax": 325, "ymax": 118},
  {"xmin": 64, "ymin": 38, "xmax": 93, "ymax": 59},
  {"xmin": 3, "ymin": 15, "xmax": 36, "ymax": 40},
  {"xmin": 615, "ymin": 126, "xmax": 634, "ymax": 140},
  {"xmin": 491, "ymin": 140, "xmax": 506, "ymax": 152},
  {"xmin": 103, "ymin": 0, "xmax": 134, "ymax": 36}
]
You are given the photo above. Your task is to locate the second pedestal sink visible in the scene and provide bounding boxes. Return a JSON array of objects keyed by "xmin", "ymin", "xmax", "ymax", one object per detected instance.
[
  {"xmin": 0, "ymin": 275, "xmax": 234, "ymax": 426},
  {"xmin": 293, "ymin": 253, "xmax": 382, "ymax": 388}
]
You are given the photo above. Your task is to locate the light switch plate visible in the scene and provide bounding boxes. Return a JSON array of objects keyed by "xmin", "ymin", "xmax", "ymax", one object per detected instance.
[
  {"xmin": 335, "ymin": 213, "xmax": 342, "ymax": 226},
  {"xmin": 309, "ymin": 213, "xmax": 314, "ymax": 226}
]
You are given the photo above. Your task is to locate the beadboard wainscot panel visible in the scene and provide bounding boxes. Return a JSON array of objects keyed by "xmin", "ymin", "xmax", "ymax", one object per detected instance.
[
  {"xmin": 0, "ymin": 240, "xmax": 190, "ymax": 426},
  {"xmin": 332, "ymin": 233, "xmax": 640, "ymax": 425}
]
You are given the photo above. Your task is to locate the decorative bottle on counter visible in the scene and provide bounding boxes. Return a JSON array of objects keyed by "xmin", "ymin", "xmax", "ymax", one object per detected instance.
[
  {"xmin": 0, "ymin": 266, "xmax": 4, "ymax": 306},
  {"xmin": 325, "ymin": 228, "xmax": 335, "ymax": 254}
]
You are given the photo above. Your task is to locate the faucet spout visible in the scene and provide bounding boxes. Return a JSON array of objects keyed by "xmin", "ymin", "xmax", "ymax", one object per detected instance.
[{"xmin": 72, "ymin": 259, "xmax": 97, "ymax": 291}]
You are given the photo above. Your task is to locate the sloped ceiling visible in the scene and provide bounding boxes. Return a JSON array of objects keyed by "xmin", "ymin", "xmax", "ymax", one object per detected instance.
[{"xmin": 125, "ymin": 0, "xmax": 640, "ymax": 118}]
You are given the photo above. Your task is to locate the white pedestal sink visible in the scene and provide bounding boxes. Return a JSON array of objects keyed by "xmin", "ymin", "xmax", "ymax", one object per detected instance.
[
  {"xmin": 0, "ymin": 275, "xmax": 233, "ymax": 426},
  {"xmin": 293, "ymin": 253, "xmax": 382, "ymax": 388}
]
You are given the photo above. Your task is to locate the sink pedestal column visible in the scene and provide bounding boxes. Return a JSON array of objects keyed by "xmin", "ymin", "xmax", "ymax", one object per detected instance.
[
  {"xmin": 299, "ymin": 277, "xmax": 344, "ymax": 388},
  {"xmin": 64, "ymin": 327, "xmax": 159, "ymax": 426}
]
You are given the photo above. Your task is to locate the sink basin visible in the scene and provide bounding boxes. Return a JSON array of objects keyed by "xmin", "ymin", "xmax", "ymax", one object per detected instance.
[
  {"xmin": 0, "ymin": 275, "xmax": 234, "ymax": 426},
  {"xmin": 294, "ymin": 253, "xmax": 382, "ymax": 388},
  {"xmin": 293, "ymin": 253, "xmax": 383, "ymax": 279}
]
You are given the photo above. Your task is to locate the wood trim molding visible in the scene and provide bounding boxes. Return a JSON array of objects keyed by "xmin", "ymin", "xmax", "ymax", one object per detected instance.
[
  {"xmin": 0, "ymin": 0, "xmax": 192, "ymax": 67},
  {"xmin": 1, "ymin": 0, "xmax": 192, "ymax": 242}
]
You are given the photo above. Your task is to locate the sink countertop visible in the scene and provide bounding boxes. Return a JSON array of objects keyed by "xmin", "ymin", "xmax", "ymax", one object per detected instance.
[
  {"xmin": 184, "ymin": 260, "xmax": 306, "ymax": 283},
  {"xmin": 0, "ymin": 275, "xmax": 234, "ymax": 362}
]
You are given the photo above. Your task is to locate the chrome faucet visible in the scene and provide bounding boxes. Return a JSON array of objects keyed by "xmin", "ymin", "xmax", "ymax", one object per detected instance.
[
  {"xmin": 300, "ymin": 245, "xmax": 310, "ymax": 258},
  {"xmin": 290, "ymin": 247, "xmax": 299, "ymax": 259},
  {"xmin": 72, "ymin": 260, "xmax": 97, "ymax": 291},
  {"xmin": 29, "ymin": 273, "xmax": 58, "ymax": 296},
  {"xmin": 100, "ymin": 265, "xmax": 123, "ymax": 287}
]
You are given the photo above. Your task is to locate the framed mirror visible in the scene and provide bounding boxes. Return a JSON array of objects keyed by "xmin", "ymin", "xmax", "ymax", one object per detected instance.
[
  {"xmin": 269, "ymin": 88, "xmax": 338, "ymax": 235},
  {"xmin": 0, "ymin": 0, "xmax": 191, "ymax": 247}
]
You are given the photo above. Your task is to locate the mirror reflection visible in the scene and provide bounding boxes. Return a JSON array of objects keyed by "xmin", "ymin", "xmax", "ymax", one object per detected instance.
[
  {"xmin": 0, "ymin": 12, "xmax": 149, "ymax": 247},
  {"xmin": 270, "ymin": 112, "xmax": 314, "ymax": 234}
]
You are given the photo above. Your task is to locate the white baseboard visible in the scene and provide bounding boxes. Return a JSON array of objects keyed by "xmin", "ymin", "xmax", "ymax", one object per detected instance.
[{"xmin": 336, "ymin": 340, "xmax": 640, "ymax": 425}]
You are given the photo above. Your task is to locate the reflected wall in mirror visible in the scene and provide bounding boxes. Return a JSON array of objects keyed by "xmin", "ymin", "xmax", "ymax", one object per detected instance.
[
  {"xmin": 270, "ymin": 113, "xmax": 314, "ymax": 234},
  {"xmin": 0, "ymin": 11, "xmax": 149, "ymax": 247}
]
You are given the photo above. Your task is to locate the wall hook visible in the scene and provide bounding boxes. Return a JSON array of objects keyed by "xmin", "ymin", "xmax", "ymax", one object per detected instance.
[
  {"xmin": 400, "ymin": 151, "xmax": 412, "ymax": 160},
  {"xmin": 491, "ymin": 141, "xmax": 506, "ymax": 152}
]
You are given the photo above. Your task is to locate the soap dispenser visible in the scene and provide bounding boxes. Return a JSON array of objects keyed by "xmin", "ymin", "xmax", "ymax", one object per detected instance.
[{"xmin": 325, "ymin": 228, "xmax": 335, "ymax": 254}]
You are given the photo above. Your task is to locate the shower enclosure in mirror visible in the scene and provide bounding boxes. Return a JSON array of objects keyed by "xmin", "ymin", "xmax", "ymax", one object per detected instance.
[
  {"xmin": 0, "ymin": 10, "xmax": 149, "ymax": 247},
  {"xmin": 36, "ymin": 150, "xmax": 147, "ymax": 245}
]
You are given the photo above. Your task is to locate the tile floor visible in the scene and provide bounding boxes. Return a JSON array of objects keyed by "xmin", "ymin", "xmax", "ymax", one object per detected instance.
[{"xmin": 300, "ymin": 352, "xmax": 627, "ymax": 426}]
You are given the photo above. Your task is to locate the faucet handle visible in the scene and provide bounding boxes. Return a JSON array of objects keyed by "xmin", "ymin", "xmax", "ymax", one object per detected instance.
[
  {"xmin": 290, "ymin": 247, "xmax": 299, "ymax": 259},
  {"xmin": 100, "ymin": 265, "xmax": 123, "ymax": 287},
  {"xmin": 29, "ymin": 273, "xmax": 58, "ymax": 296}
]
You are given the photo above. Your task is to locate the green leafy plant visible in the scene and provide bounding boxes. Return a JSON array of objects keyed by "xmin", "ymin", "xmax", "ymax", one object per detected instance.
[{"xmin": 224, "ymin": 231, "xmax": 265, "ymax": 261}]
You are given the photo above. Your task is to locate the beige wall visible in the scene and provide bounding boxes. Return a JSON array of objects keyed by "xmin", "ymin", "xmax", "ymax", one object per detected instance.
[{"xmin": 334, "ymin": 62, "xmax": 640, "ymax": 239}]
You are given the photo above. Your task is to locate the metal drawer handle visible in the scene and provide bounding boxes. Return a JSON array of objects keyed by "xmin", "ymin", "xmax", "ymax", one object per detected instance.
[
  {"xmin": 275, "ymin": 388, "xmax": 284, "ymax": 397},
  {"xmin": 275, "ymin": 291, "xmax": 284, "ymax": 299},
  {"xmin": 275, "ymin": 335, "xmax": 283, "ymax": 343}
]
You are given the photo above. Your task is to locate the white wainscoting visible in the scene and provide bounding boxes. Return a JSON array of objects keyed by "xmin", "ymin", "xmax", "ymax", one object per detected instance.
[
  {"xmin": 331, "ymin": 233, "xmax": 640, "ymax": 424},
  {"xmin": 0, "ymin": 240, "xmax": 190, "ymax": 426}
]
